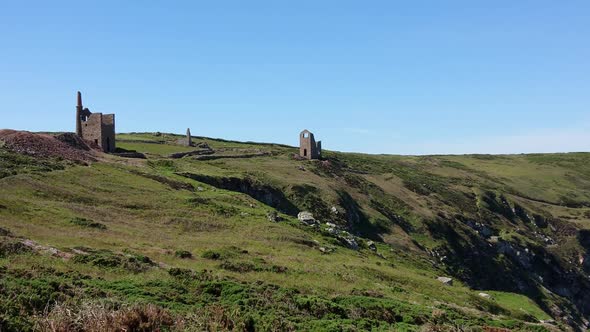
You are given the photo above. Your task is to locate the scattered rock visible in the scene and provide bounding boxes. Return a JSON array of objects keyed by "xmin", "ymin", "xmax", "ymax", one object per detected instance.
[
  {"xmin": 298, "ymin": 211, "xmax": 319, "ymax": 226},
  {"xmin": 478, "ymin": 292, "xmax": 492, "ymax": 300},
  {"xmin": 464, "ymin": 220, "xmax": 493, "ymax": 238},
  {"xmin": 367, "ymin": 241, "xmax": 377, "ymax": 252},
  {"xmin": 267, "ymin": 211, "xmax": 283, "ymax": 222},
  {"xmin": 298, "ymin": 165, "xmax": 306, "ymax": 171},
  {"xmin": 240, "ymin": 212, "xmax": 250, "ymax": 217},
  {"xmin": 21, "ymin": 239, "xmax": 73, "ymax": 260},
  {"xmin": 338, "ymin": 235, "xmax": 359, "ymax": 251},
  {"xmin": 324, "ymin": 223, "xmax": 340, "ymax": 235},
  {"xmin": 437, "ymin": 277, "xmax": 453, "ymax": 286},
  {"xmin": 330, "ymin": 206, "xmax": 339, "ymax": 215},
  {"xmin": 197, "ymin": 187, "xmax": 205, "ymax": 192},
  {"xmin": 319, "ymin": 247, "xmax": 335, "ymax": 254},
  {"xmin": 71, "ymin": 248, "xmax": 90, "ymax": 255},
  {"xmin": 496, "ymin": 240, "xmax": 533, "ymax": 269}
]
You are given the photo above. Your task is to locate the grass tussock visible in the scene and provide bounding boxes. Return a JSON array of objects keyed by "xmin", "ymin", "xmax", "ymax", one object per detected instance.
[{"xmin": 69, "ymin": 217, "xmax": 107, "ymax": 230}]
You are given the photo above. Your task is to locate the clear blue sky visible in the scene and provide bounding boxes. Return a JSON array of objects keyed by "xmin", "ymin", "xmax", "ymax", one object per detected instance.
[{"xmin": 1, "ymin": 1, "xmax": 589, "ymax": 154}]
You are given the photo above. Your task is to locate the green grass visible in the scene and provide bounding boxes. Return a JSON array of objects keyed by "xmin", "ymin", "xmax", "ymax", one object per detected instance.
[
  {"xmin": 117, "ymin": 141, "xmax": 199, "ymax": 156},
  {"xmin": 2, "ymin": 133, "xmax": 588, "ymax": 330},
  {"xmin": 488, "ymin": 291, "xmax": 552, "ymax": 321}
]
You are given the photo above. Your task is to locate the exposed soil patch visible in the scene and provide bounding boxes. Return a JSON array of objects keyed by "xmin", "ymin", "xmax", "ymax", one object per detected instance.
[{"xmin": 0, "ymin": 130, "xmax": 95, "ymax": 162}]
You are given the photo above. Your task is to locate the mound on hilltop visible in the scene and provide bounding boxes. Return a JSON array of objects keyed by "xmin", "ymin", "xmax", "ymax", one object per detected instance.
[{"xmin": 0, "ymin": 130, "xmax": 95, "ymax": 162}]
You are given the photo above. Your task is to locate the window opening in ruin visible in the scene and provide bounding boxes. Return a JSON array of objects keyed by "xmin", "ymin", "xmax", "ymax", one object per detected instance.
[
  {"xmin": 304, "ymin": 149, "xmax": 308, "ymax": 157},
  {"xmin": 94, "ymin": 139, "xmax": 98, "ymax": 145},
  {"xmin": 303, "ymin": 132, "xmax": 309, "ymax": 138}
]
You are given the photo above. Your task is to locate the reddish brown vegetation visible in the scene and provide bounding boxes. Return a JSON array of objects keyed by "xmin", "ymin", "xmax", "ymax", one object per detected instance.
[
  {"xmin": 0, "ymin": 130, "xmax": 95, "ymax": 162},
  {"xmin": 37, "ymin": 304, "xmax": 175, "ymax": 332}
]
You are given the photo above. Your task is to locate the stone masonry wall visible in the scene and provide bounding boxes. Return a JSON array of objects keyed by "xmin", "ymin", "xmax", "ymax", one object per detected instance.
[
  {"xmin": 300, "ymin": 130, "xmax": 321, "ymax": 160},
  {"xmin": 81, "ymin": 113, "xmax": 103, "ymax": 148},
  {"xmin": 101, "ymin": 114, "xmax": 116, "ymax": 153}
]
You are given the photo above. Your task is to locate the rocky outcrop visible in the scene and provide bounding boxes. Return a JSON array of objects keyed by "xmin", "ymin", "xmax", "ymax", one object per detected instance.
[
  {"xmin": 177, "ymin": 173, "xmax": 299, "ymax": 215},
  {"xmin": 437, "ymin": 277, "xmax": 453, "ymax": 286},
  {"xmin": 298, "ymin": 211, "xmax": 318, "ymax": 226}
]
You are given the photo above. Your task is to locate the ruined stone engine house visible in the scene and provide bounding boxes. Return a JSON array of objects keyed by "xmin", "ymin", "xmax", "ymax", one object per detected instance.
[
  {"xmin": 75, "ymin": 91, "xmax": 116, "ymax": 153},
  {"xmin": 299, "ymin": 129, "xmax": 322, "ymax": 160}
]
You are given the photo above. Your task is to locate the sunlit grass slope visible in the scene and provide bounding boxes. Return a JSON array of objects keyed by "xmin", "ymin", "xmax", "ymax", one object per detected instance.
[{"xmin": 2, "ymin": 132, "xmax": 587, "ymax": 331}]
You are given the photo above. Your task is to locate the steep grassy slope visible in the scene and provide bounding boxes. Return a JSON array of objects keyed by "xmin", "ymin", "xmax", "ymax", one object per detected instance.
[{"xmin": 1, "ymin": 132, "xmax": 589, "ymax": 331}]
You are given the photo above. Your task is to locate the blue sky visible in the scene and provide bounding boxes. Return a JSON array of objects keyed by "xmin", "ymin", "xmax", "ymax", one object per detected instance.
[{"xmin": 1, "ymin": 1, "xmax": 589, "ymax": 154}]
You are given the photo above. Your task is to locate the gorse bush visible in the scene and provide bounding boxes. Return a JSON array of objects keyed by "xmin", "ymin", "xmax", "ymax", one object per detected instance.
[{"xmin": 72, "ymin": 249, "xmax": 155, "ymax": 273}]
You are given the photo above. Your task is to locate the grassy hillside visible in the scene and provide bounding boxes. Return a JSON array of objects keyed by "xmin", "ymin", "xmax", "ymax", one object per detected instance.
[{"xmin": 1, "ymin": 132, "xmax": 589, "ymax": 331}]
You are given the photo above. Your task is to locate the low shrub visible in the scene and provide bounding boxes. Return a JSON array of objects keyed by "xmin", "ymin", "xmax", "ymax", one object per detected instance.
[
  {"xmin": 0, "ymin": 227, "xmax": 12, "ymax": 236},
  {"xmin": 72, "ymin": 249, "xmax": 155, "ymax": 273},
  {"xmin": 219, "ymin": 261, "xmax": 259, "ymax": 273},
  {"xmin": 202, "ymin": 250, "xmax": 222, "ymax": 260},
  {"xmin": 175, "ymin": 250, "xmax": 193, "ymax": 259},
  {"xmin": 0, "ymin": 239, "xmax": 31, "ymax": 258}
]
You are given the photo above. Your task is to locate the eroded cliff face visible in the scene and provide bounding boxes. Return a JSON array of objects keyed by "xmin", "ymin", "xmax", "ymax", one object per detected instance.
[
  {"xmin": 177, "ymin": 162, "xmax": 590, "ymax": 329},
  {"xmin": 182, "ymin": 154, "xmax": 590, "ymax": 329}
]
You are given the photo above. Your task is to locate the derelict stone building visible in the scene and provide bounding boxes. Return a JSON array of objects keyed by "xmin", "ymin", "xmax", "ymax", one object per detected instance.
[
  {"xmin": 75, "ymin": 91, "xmax": 116, "ymax": 153},
  {"xmin": 299, "ymin": 129, "xmax": 322, "ymax": 160}
]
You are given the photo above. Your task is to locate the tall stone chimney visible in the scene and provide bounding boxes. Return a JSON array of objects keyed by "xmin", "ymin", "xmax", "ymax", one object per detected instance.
[
  {"xmin": 186, "ymin": 128, "xmax": 192, "ymax": 146},
  {"xmin": 76, "ymin": 91, "xmax": 83, "ymax": 137}
]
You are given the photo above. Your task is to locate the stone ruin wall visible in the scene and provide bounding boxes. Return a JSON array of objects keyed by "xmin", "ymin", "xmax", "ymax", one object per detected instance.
[
  {"xmin": 300, "ymin": 130, "xmax": 321, "ymax": 160},
  {"xmin": 76, "ymin": 92, "xmax": 116, "ymax": 153},
  {"xmin": 81, "ymin": 113, "xmax": 104, "ymax": 148},
  {"xmin": 101, "ymin": 114, "xmax": 116, "ymax": 153}
]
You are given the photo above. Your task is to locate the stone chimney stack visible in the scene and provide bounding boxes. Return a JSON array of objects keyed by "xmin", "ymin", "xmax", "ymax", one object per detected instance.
[
  {"xmin": 76, "ymin": 91, "xmax": 83, "ymax": 137},
  {"xmin": 186, "ymin": 128, "xmax": 192, "ymax": 146}
]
